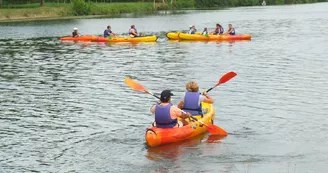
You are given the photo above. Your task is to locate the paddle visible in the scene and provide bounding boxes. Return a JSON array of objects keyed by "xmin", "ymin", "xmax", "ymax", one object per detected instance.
[
  {"xmin": 124, "ymin": 77, "xmax": 160, "ymax": 99},
  {"xmin": 124, "ymin": 77, "xmax": 227, "ymax": 135},
  {"xmin": 206, "ymin": 71, "xmax": 237, "ymax": 93},
  {"xmin": 182, "ymin": 110, "xmax": 227, "ymax": 136}
]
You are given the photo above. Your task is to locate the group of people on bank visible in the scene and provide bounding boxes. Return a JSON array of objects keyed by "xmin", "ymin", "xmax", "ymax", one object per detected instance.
[
  {"xmin": 151, "ymin": 81, "xmax": 214, "ymax": 128},
  {"xmin": 188, "ymin": 23, "xmax": 236, "ymax": 36},
  {"xmin": 72, "ymin": 25, "xmax": 140, "ymax": 38}
]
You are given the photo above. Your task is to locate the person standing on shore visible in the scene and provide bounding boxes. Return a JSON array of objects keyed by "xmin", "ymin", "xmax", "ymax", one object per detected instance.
[
  {"xmin": 72, "ymin": 28, "xmax": 80, "ymax": 38},
  {"xmin": 104, "ymin": 25, "xmax": 117, "ymax": 38},
  {"xmin": 129, "ymin": 25, "xmax": 139, "ymax": 37}
]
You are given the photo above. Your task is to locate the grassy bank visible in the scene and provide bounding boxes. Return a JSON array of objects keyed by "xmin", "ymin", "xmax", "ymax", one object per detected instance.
[
  {"xmin": 1, "ymin": 0, "xmax": 327, "ymax": 22},
  {"xmin": 0, "ymin": 2, "xmax": 158, "ymax": 22},
  {"xmin": 0, "ymin": 6, "xmax": 72, "ymax": 21}
]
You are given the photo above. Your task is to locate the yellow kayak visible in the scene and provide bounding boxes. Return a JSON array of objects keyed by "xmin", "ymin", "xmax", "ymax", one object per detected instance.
[
  {"xmin": 166, "ymin": 32, "xmax": 202, "ymax": 40},
  {"xmin": 178, "ymin": 33, "xmax": 252, "ymax": 41},
  {"xmin": 60, "ymin": 35, "xmax": 157, "ymax": 42},
  {"xmin": 145, "ymin": 102, "xmax": 217, "ymax": 147},
  {"xmin": 166, "ymin": 32, "xmax": 181, "ymax": 40}
]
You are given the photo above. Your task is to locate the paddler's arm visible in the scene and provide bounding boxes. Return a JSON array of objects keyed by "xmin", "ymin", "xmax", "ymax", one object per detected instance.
[
  {"xmin": 202, "ymin": 91, "xmax": 214, "ymax": 104},
  {"xmin": 130, "ymin": 29, "xmax": 137, "ymax": 35},
  {"xmin": 150, "ymin": 104, "xmax": 156, "ymax": 114},
  {"xmin": 180, "ymin": 111, "xmax": 191, "ymax": 119},
  {"xmin": 172, "ymin": 106, "xmax": 191, "ymax": 119},
  {"xmin": 224, "ymin": 29, "xmax": 231, "ymax": 35},
  {"xmin": 177, "ymin": 101, "xmax": 184, "ymax": 109}
]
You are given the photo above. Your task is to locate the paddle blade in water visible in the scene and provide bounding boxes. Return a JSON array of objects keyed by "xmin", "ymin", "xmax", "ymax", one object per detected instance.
[
  {"xmin": 206, "ymin": 124, "xmax": 228, "ymax": 136},
  {"xmin": 216, "ymin": 71, "xmax": 237, "ymax": 86},
  {"xmin": 124, "ymin": 77, "xmax": 148, "ymax": 93}
]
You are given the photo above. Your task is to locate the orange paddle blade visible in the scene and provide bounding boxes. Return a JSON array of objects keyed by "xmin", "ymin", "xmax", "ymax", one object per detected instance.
[
  {"xmin": 216, "ymin": 71, "xmax": 237, "ymax": 86},
  {"xmin": 124, "ymin": 77, "xmax": 149, "ymax": 93},
  {"xmin": 206, "ymin": 124, "xmax": 228, "ymax": 136}
]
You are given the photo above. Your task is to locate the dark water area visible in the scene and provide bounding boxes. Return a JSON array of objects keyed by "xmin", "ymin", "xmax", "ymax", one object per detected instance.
[{"xmin": 1, "ymin": 3, "xmax": 328, "ymax": 173}]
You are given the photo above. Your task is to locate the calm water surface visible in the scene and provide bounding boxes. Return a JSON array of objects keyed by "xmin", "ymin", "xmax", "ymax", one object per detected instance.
[{"xmin": 1, "ymin": 3, "xmax": 328, "ymax": 173}]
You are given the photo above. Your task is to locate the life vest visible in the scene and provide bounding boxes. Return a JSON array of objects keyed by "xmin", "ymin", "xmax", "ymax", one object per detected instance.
[
  {"xmin": 188, "ymin": 29, "xmax": 195, "ymax": 34},
  {"xmin": 229, "ymin": 28, "xmax": 235, "ymax": 35},
  {"xmin": 202, "ymin": 31, "xmax": 208, "ymax": 35},
  {"xmin": 220, "ymin": 26, "xmax": 224, "ymax": 34},
  {"xmin": 182, "ymin": 92, "xmax": 202, "ymax": 115},
  {"xmin": 104, "ymin": 29, "xmax": 112, "ymax": 37},
  {"xmin": 72, "ymin": 32, "xmax": 79, "ymax": 37},
  {"xmin": 129, "ymin": 28, "xmax": 138, "ymax": 36},
  {"xmin": 155, "ymin": 103, "xmax": 177, "ymax": 128}
]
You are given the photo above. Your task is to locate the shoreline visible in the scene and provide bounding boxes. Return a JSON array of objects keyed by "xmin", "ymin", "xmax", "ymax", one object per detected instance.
[
  {"xmin": 0, "ymin": 2, "xmax": 327, "ymax": 23},
  {"xmin": 0, "ymin": 14, "xmax": 127, "ymax": 23}
]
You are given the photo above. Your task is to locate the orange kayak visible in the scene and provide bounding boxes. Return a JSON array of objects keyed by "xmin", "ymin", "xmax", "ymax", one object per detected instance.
[
  {"xmin": 178, "ymin": 33, "xmax": 251, "ymax": 41},
  {"xmin": 145, "ymin": 102, "xmax": 218, "ymax": 147},
  {"xmin": 60, "ymin": 35, "xmax": 157, "ymax": 42}
]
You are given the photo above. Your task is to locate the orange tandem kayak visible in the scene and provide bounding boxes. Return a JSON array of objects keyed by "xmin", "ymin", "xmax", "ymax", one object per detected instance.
[
  {"xmin": 178, "ymin": 33, "xmax": 251, "ymax": 41},
  {"xmin": 60, "ymin": 35, "xmax": 157, "ymax": 42},
  {"xmin": 145, "ymin": 102, "xmax": 220, "ymax": 147}
]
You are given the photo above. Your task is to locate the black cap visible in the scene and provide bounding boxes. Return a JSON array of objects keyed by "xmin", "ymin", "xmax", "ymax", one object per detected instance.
[{"xmin": 160, "ymin": 90, "xmax": 174, "ymax": 102}]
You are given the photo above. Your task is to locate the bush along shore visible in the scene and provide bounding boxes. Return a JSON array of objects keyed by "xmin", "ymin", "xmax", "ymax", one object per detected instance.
[{"xmin": 0, "ymin": 0, "xmax": 327, "ymax": 22}]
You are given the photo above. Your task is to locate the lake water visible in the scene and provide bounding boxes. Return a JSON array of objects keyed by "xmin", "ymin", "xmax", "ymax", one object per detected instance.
[{"xmin": 1, "ymin": 3, "xmax": 328, "ymax": 173}]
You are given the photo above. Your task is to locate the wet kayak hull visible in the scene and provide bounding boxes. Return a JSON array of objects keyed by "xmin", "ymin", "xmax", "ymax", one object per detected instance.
[
  {"xmin": 145, "ymin": 102, "xmax": 219, "ymax": 147},
  {"xmin": 60, "ymin": 35, "xmax": 158, "ymax": 42}
]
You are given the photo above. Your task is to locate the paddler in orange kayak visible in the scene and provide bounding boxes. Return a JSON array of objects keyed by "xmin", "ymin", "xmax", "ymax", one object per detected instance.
[
  {"xmin": 151, "ymin": 90, "xmax": 191, "ymax": 128},
  {"xmin": 224, "ymin": 24, "xmax": 236, "ymax": 35},
  {"xmin": 104, "ymin": 25, "xmax": 118, "ymax": 38},
  {"xmin": 178, "ymin": 81, "xmax": 214, "ymax": 115},
  {"xmin": 210, "ymin": 23, "xmax": 224, "ymax": 35},
  {"xmin": 72, "ymin": 28, "xmax": 80, "ymax": 38}
]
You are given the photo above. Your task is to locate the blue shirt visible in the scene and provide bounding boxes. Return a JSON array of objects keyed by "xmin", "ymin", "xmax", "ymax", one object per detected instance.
[
  {"xmin": 188, "ymin": 30, "xmax": 196, "ymax": 34},
  {"xmin": 104, "ymin": 29, "xmax": 112, "ymax": 37}
]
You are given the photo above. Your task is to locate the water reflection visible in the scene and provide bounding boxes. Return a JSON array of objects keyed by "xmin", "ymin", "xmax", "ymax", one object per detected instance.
[
  {"xmin": 146, "ymin": 133, "xmax": 226, "ymax": 161},
  {"xmin": 146, "ymin": 134, "xmax": 206, "ymax": 161}
]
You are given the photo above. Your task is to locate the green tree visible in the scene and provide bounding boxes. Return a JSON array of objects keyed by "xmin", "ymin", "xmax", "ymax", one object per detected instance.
[
  {"xmin": 41, "ymin": 0, "xmax": 45, "ymax": 6},
  {"xmin": 0, "ymin": 0, "xmax": 2, "ymax": 8}
]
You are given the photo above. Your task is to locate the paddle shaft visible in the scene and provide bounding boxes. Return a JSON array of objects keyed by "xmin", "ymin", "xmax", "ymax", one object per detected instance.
[
  {"xmin": 206, "ymin": 86, "xmax": 216, "ymax": 93},
  {"xmin": 189, "ymin": 115, "xmax": 207, "ymax": 127},
  {"xmin": 145, "ymin": 91, "xmax": 160, "ymax": 100}
]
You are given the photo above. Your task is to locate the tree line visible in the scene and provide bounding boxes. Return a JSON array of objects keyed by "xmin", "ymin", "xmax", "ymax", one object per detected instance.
[{"xmin": 0, "ymin": 0, "xmax": 327, "ymax": 8}]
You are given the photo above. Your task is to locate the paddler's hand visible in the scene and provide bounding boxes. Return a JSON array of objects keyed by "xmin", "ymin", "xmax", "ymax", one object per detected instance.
[
  {"xmin": 202, "ymin": 91, "xmax": 209, "ymax": 97},
  {"xmin": 186, "ymin": 112, "xmax": 192, "ymax": 118}
]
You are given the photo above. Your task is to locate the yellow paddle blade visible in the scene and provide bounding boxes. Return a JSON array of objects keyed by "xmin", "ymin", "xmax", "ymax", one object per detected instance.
[{"xmin": 124, "ymin": 77, "xmax": 149, "ymax": 93}]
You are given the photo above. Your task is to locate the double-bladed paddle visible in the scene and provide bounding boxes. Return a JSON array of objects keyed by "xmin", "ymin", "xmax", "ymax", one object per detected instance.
[{"xmin": 124, "ymin": 77, "xmax": 227, "ymax": 135}]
